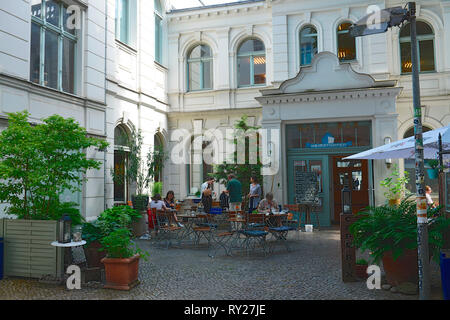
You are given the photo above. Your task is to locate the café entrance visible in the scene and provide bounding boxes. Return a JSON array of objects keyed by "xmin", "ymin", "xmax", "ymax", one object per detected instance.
[{"xmin": 286, "ymin": 121, "xmax": 373, "ymax": 227}]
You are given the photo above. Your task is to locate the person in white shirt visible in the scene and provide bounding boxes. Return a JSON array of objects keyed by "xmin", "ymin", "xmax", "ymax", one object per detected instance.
[
  {"xmin": 150, "ymin": 194, "xmax": 184, "ymax": 227},
  {"xmin": 425, "ymin": 186, "xmax": 436, "ymax": 209}
]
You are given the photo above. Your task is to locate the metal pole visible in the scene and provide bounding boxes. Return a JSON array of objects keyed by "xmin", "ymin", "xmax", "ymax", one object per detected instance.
[{"xmin": 409, "ymin": 1, "xmax": 431, "ymax": 300}]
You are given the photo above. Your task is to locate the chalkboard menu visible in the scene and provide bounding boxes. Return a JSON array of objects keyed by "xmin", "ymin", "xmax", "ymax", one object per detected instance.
[{"xmin": 294, "ymin": 171, "xmax": 319, "ymax": 204}]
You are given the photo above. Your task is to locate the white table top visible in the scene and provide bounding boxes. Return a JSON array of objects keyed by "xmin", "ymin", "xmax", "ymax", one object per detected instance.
[{"xmin": 50, "ymin": 240, "xmax": 86, "ymax": 247}]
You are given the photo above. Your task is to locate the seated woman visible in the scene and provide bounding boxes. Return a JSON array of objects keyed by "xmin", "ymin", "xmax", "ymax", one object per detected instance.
[
  {"xmin": 257, "ymin": 192, "xmax": 279, "ymax": 213},
  {"xmin": 258, "ymin": 192, "xmax": 280, "ymax": 227},
  {"xmin": 150, "ymin": 193, "xmax": 183, "ymax": 227},
  {"xmin": 164, "ymin": 190, "xmax": 176, "ymax": 209}
]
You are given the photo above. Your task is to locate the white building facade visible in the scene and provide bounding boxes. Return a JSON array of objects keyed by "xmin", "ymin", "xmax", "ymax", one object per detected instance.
[{"xmin": 0, "ymin": 0, "xmax": 449, "ymax": 225}]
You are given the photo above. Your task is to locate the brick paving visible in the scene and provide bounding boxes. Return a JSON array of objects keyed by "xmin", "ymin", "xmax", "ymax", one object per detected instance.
[{"xmin": 0, "ymin": 228, "xmax": 444, "ymax": 300}]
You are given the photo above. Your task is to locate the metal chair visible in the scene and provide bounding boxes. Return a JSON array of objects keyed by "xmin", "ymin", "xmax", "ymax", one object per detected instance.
[
  {"xmin": 152, "ymin": 209, "xmax": 182, "ymax": 249},
  {"xmin": 267, "ymin": 213, "xmax": 296, "ymax": 252},
  {"xmin": 238, "ymin": 212, "xmax": 271, "ymax": 256}
]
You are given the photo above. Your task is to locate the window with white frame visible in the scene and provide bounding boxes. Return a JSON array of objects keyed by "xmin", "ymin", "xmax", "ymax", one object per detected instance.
[
  {"xmin": 30, "ymin": 0, "xmax": 77, "ymax": 94},
  {"xmin": 187, "ymin": 44, "xmax": 213, "ymax": 91},
  {"xmin": 337, "ymin": 22, "xmax": 356, "ymax": 62},
  {"xmin": 237, "ymin": 38, "xmax": 266, "ymax": 87},
  {"xmin": 154, "ymin": 0, "xmax": 163, "ymax": 64},
  {"xmin": 115, "ymin": 0, "xmax": 137, "ymax": 47},
  {"xmin": 299, "ymin": 25, "xmax": 318, "ymax": 66},
  {"xmin": 400, "ymin": 21, "xmax": 435, "ymax": 74}
]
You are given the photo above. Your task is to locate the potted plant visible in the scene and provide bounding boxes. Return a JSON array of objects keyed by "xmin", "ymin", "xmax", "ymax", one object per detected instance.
[
  {"xmin": 97, "ymin": 205, "xmax": 142, "ymax": 236},
  {"xmin": 355, "ymin": 258, "xmax": 369, "ymax": 279},
  {"xmin": 350, "ymin": 197, "xmax": 450, "ymax": 286},
  {"xmin": 380, "ymin": 164, "xmax": 410, "ymax": 206},
  {"xmin": 82, "ymin": 220, "xmax": 106, "ymax": 268},
  {"xmin": 425, "ymin": 159, "xmax": 440, "ymax": 179},
  {"xmin": 100, "ymin": 228, "xmax": 148, "ymax": 290}
]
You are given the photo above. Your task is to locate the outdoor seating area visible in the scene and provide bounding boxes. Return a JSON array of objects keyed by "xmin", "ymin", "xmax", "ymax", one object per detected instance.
[{"xmin": 144, "ymin": 201, "xmax": 315, "ymax": 258}]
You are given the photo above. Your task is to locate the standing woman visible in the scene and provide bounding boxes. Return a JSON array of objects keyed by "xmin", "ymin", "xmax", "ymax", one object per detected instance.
[{"xmin": 248, "ymin": 176, "xmax": 262, "ymax": 213}]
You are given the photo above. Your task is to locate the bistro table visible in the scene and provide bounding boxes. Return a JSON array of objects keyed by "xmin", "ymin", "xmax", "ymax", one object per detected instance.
[{"xmin": 49, "ymin": 240, "xmax": 86, "ymax": 284}]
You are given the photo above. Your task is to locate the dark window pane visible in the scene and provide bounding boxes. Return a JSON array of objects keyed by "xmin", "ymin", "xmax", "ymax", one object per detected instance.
[
  {"xmin": 62, "ymin": 38, "xmax": 75, "ymax": 93},
  {"xmin": 189, "ymin": 45, "xmax": 201, "ymax": 59},
  {"xmin": 189, "ymin": 61, "xmax": 201, "ymax": 91},
  {"xmin": 300, "ymin": 125, "xmax": 314, "ymax": 148},
  {"xmin": 45, "ymin": 0, "xmax": 60, "ymax": 27},
  {"xmin": 155, "ymin": 13, "xmax": 162, "ymax": 61},
  {"xmin": 31, "ymin": 0, "xmax": 42, "ymax": 19},
  {"xmin": 114, "ymin": 126, "xmax": 129, "ymax": 146},
  {"xmin": 30, "ymin": 22, "xmax": 41, "ymax": 84},
  {"xmin": 342, "ymin": 123, "xmax": 356, "ymax": 146},
  {"xmin": 114, "ymin": 151, "xmax": 126, "ymax": 202},
  {"xmin": 202, "ymin": 60, "xmax": 212, "ymax": 89},
  {"xmin": 44, "ymin": 30, "xmax": 58, "ymax": 89},
  {"xmin": 238, "ymin": 56, "xmax": 250, "ymax": 86},
  {"xmin": 419, "ymin": 39, "xmax": 435, "ymax": 71},
  {"xmin": 400, "ymin": 41, "xmax": 412, "ymax": 73},
  {"xmin": 253, "ymin": 55, "xmax": 266, "ymax": 84},
  {"xmin": 286, "ymin": 125, "xmax": 300, "ymax": 149},
  {"xmin": 337, "ymin": 23, "xmax": 356, "ymax": 61},
  {"xmin": 416, "ymin": 21, "xmax": 433, "ymax": 36},
  {"xmin": 356, "ymin": 123, "xmax": 371, "ymax": 147}
]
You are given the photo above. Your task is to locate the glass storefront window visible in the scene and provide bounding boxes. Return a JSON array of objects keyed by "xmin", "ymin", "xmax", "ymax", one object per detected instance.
[{"xmin": 287, "ymin": 121, "xmax": 371, "ymax": 149}]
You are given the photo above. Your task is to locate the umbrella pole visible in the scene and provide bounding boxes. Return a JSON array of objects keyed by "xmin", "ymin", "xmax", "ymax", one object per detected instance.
[
  {"xmin": 409, "ymin": 2, "xmax": 431, "ymax": 300},
  {"xmin": 439, "ymin": 133, "xmax": 444, "ymax": 216}
]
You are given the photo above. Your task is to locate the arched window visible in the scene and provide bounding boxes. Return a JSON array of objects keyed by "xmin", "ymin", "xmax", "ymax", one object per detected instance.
[
  {"xmin": 300, "ymin": 25, "xmax": 318, "ymax": 66},
  {"xmin": 154, "ymin": 0, "xmax": 163, "ymax": 64},
  {"xmin": 187, "ymin": 44, "xmax": 213, "ymax": 91},
  {"xmin": 400, "ymin": 21, "xmax": 435, "ymax": 74},
  {"xmin": 114, "ymin": 125, "xmax": 130, "ymax": 203},
  {"xmin": 337, "ymin": 22, "xmax": 356, "ymax": 62},
  {"xmin": 237, "ymin": 38, "xmax": 266, "ymax": 87}
]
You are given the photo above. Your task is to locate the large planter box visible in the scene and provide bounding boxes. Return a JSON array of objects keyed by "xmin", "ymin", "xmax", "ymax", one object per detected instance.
[{"xmin": 2, "ymin": 219, "xmax": 63, "ymax": 279}]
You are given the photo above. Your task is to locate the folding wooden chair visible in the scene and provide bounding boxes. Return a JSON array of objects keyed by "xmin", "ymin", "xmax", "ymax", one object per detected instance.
[{"xmin": 153, "ymin": 209, "xmax": 182, "ymax": 249}]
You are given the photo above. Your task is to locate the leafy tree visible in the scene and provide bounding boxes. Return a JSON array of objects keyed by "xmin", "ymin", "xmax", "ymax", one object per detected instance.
[
  {"xmin": 210, "ymin": 115, "xmax": 263, "ymax": 210},
  {"xmin": 0, "ymin": 111, "xmax": 108, "ymax": 220}
]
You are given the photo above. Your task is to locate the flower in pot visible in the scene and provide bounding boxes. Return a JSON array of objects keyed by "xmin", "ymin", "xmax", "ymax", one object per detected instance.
[
  {"xmin": 82, "ymin": 220, "xmax": 106, "ymax": 269},
  {"xmin": 100, "ymin": 228, "xmax": 148, "ymax": 290},
  {"xmin": 380, "ymin": 164, "xmax": 410, "ymax": 206},
  {"xmin": 350, "ymin": 197, "xmax": 450, "ymax": 287},
  {"xmin": 355, "ymin": 258, "xmax": 369, "ymax": 279}
]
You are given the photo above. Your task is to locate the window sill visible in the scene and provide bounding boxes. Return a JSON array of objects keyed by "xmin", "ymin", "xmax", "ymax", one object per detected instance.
[
  {"xmin": 400, "ymin": 70, "xmax": 437, "ymax": 76},
  {"xmin": 115, "ymin": 39, "xmax": 137, "ymax": 54},
  {"xmin": 185, "ymin": 88, "xmax": 214, "ymax": 94},
  {"xmin": 237, "ymin": 84, "xmax": 268, "ymax": 90},
  {"xmin": 154, "ymin": 60, "xmax": 168, "ymax": 71}
]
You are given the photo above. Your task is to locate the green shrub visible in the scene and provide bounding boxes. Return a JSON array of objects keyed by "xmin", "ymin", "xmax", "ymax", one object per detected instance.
[
  {"xmin": 97, "ymin": 205, "xmax": 141, "ymax": 235},
  {"xmin": 356, "ymin": 258, "xmax": 368, "ymax": 265},
  {"xmin": 99, "ymin": 228, "xmax": 148, "ymax": 260},
  {"xmin": 350, "ymin": 197, "xmax": 450, "ymax": 264}
]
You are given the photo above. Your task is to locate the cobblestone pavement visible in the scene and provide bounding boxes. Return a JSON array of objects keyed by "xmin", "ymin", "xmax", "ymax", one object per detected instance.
[{"xmin": 0, "ymin": 228, "xmax": 444, "ymax": 300}]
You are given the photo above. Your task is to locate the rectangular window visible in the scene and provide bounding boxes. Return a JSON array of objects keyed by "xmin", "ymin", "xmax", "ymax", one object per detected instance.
[
  {"xmin": 30, "ymin": 0, "xmax": 77, "ymax": 94},
  {"xmin": 116, "ymin": 0, "xmax": 130, "ymax": 44},
  {"xmin": 155, "ymin": 14, "xmax": 162, "ymax": 63},
  {"xmin": 287, "ymin": 121, "xmax": 371, "ymax": 149},
  {"xmin": 238, "ymin": 56, "xmax": 251, "ymax": 86}
]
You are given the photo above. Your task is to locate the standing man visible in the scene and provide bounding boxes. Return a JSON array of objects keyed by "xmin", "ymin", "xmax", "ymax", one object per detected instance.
[{"xmin": 224, "ymin": 174, "xmax": 242, "ymax": 216}]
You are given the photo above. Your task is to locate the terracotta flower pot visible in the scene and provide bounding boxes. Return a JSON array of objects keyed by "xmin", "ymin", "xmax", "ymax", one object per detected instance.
[
  {"xmin": 382, "ymin": 249, "xmax": 418, "ymax": 287},
  {"xmin": 101, "ymin": 254, "xmax": 140, "ymax": 290},
  {"xmin": 84, "ymin": 241, "xmax": 107, "ymax": 268},
  {"xmin": 355, "ymin": 264, "xmax": 368, "ymax": 279}
]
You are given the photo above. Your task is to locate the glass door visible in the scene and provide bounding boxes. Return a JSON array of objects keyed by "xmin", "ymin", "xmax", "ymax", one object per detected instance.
[{"xmin": 287, "ymin": 155, "xmax": 330, "ymax": 227}]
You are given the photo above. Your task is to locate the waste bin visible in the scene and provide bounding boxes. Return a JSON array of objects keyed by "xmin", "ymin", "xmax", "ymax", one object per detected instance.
[
  {"xmin": 0, "ymin": 237, "xmax": 3, "ymax": 280},
  {"xmin": 440, "ymin": 252, "xmax": 450, "ymax": 300}
]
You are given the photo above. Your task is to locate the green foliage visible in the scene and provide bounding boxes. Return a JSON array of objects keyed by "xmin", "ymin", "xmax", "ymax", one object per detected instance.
[
  {"xmin": 97, "ymin": 205, "xmax": 141, "ymax": 235},
  {"xmin": 194, "ymin": 191, "xmax": 201, "ymax": 198},
  {"xmin": 350, "ymin": 197, "xmax": 450, "ymax": 264},
  {"xmin": 425, "ymin": 159, "xmax": 440, "ymax": 170},
  {"xmin": 380, "ymin": 164, "xmax": 410, "ymax": 201},
  {"xmin": 210, "ymin": 115, "xmax": 263, "ymax": 210},
  {"xmin": 356, "ymin": 258, "xmax": 368, "ymax": 265},
  {"xmin": 81, "ymin": 220, "xmax": 103, "ymax": 247},
  {"xmin": 99, "ymin": 228, "xmax": 148, "ymax": 260},
  {"xmin": 152, "ymin": 182, "xmax": 163, "ymax": 197},
  {"xmin": 0, "ymin": 111, "xmax": 108, "ymax": 220},
  {"xmin": 147, "ymin": 144, "xmax": 168, "ymax": 183}
]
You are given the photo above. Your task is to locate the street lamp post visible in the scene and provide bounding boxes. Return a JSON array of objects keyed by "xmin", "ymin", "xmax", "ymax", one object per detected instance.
[{"xmin": 349, "ymin": 1, "xmax": 430, "ymax": 299}]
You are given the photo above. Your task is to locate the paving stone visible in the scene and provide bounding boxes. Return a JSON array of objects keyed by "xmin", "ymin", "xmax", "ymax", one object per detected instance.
[{"xmin": 0, "ymin": 229, "xmax": 443, "ymax": 300}]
